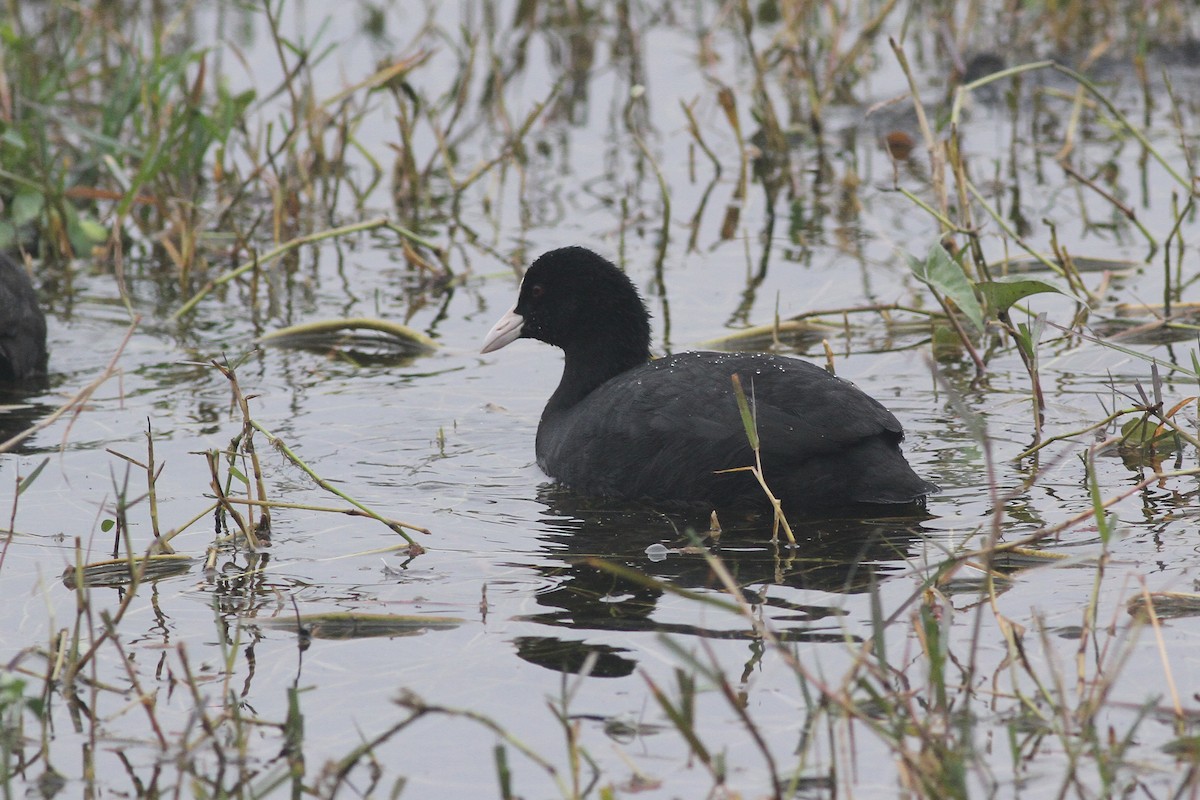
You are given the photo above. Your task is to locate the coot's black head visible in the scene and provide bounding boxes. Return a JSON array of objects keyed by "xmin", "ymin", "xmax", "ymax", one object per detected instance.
[{"xmin": 481, "ymin": 247, "xmax": 651, "ymax": 364}]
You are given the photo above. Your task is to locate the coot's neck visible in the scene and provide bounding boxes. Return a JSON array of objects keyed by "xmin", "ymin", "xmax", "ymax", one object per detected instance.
[{"xmin": 545, "ymin": 338, "xmax": 649, "ymax": 415}]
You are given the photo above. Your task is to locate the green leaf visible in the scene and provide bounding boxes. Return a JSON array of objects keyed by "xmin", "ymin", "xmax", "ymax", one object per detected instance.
[
  {"xmin": 0, "ymin": 673, "xmax": 27, "ymax": 709},
  {"xmin": 101, "ymin": 519, "xmax": 115, "ymax": 532},
  {"xmin": 0, "ymin": 125, "xmax": 24, "ymax": 150},
  {"xmin": 907, "ymin": 244, "xmax": 985, "ymax": 334},
  {"xmin": 1015, "ymin": 313, "xmax": 1047, "ymax": 361},
  {"xmin": 16, "ymin": 458, "xmax": 48, "ymax": 496},
  {"xmin": 76, "ymin": 217, "xmax": 108, "ymax": 243},
  {"xmin": 66, "ymin": 209, "xmax": 108, "ymax": 255},
  {"xmin": 976, "ymin": 278, "xmax": 1068, "ymax": 315},
  {"xmin": 1085, "ymin": 451, "xmax": 1112, "ymax": 546},
  {"xmin": 730, "ymin": 374, "xmax": 758, "ymax": 451},
  {"xmin": 12, "ymin": 191, "xmax": 43, "ymax": 227},
  {"xmin": 229, "ymin": 466, "xmax": 248, "ymax": 485},
  {"xmin": 0, "ymin": 221, "xmax": 15, "ymax": 251},
  {"xmin": 1119, "ymin": 417, "xmax": 1176, "ymax": 450},
  {"xmin": 1163, "ymin": 735, "xmax": 1200, "ymax": 759}
]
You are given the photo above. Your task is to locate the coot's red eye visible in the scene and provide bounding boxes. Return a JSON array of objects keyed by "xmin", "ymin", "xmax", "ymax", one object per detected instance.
[{"xmin": 529, "ymin": 284, "xmax": 545, "ymax": 299}]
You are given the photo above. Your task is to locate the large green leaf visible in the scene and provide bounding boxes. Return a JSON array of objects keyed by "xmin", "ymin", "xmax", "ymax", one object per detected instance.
[
  {"xmin": 907, "ymin": 243, "xmax": 985, "ymax": 333},
  {"xmin": 976, "ymin": 277, "xmax": 1069, "ymax": 315},
  {"xmin": 1119, "ymin": 416, "xmax": 1177, "ymax": 452},
  {"xmin": 11, "ymin": 190, "xmax": 42, "ymax": 227},
  {"xmin": 65, "ymin": 209, "xmax": 108, "ymax": 256}
]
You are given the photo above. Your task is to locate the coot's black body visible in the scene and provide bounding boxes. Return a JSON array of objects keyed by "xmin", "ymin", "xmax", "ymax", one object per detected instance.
[
  {"xmin": 482, "ymin": 247, "xmax": 937, "ymax": 512},
  {"xmin": 0, "ymin": 253, "xmax": 47, "ymax": 383}
]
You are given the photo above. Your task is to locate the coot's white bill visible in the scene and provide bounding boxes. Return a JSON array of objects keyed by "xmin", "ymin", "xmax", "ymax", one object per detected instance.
[{"xmin": 481, "ymin": 306, "xmax": 524, "ymax": 353}]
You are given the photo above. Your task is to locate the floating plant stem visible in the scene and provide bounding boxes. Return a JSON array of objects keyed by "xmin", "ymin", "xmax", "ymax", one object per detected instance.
[
  {"xmin": 950, "ymin": 60, "xmax": 1055, "ymax": 123},
  {"xmin": 965, "ymin": 183, "xmax": 1068, "ymax": 279},
  {"xmin": 249, "ymin": 420, "xmax": 430, "ymax": 543},
  {"xmin": 1060, "ymin": 161, "xmax": 1157, "ymax": 256},
  {"xmin": 172, "ymin": 217, "xmax": 439, "ymax": 319},
  {"xmin": 1048, "ymin": 63, "xmax": 1193, "ymax": 192},
  {"xmin": 889, "ymin": 37, "xmax": 947, "ymax": 218}
]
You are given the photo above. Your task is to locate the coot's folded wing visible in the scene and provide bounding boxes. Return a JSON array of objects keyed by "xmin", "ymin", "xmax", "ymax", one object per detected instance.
[{"xmin": 642, "ymin": 352, "xmax": 904, "ymax": 462}]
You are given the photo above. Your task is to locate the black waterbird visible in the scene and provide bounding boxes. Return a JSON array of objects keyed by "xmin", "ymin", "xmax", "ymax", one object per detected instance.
[
  {"xmin": 481, "ymin": 247, "xmax": 938, "ymax": 513},
  {"xmin": 0, "ymin": 253, "xmax": 47, "ymax": 383}
]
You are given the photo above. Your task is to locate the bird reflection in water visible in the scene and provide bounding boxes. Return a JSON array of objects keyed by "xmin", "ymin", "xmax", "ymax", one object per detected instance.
[{"xmin": 509, "ymin": 485, "xmax": 934, "ymax": 678}]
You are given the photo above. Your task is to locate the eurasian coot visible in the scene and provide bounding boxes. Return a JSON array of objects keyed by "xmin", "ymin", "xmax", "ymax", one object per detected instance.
[
  {"xmin": 0, "ymin": 253, "xmax": 47, "ymax": 383},
  {"xmin": 481, "ymin": 247, "xmax": 938, "ymax": 512}
]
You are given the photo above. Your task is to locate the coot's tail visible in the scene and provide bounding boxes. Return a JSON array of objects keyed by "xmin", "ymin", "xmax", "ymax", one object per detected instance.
[{"xmin": 770, "ymin": 436, "xmax": 938, "ymax": 510}]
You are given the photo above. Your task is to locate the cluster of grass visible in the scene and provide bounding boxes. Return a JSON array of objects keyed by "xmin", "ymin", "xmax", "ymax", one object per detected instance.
[
  {"xmin": 0, "ymin": 1, "xmax": 458, "ymax": 294},
  {"xmin": 2, "ymin": 0, "xmax": 1200, "ymax": 797},
  {"xmin": 1, "ymin": 3, "xmax": 249, "ymax": 265}
]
